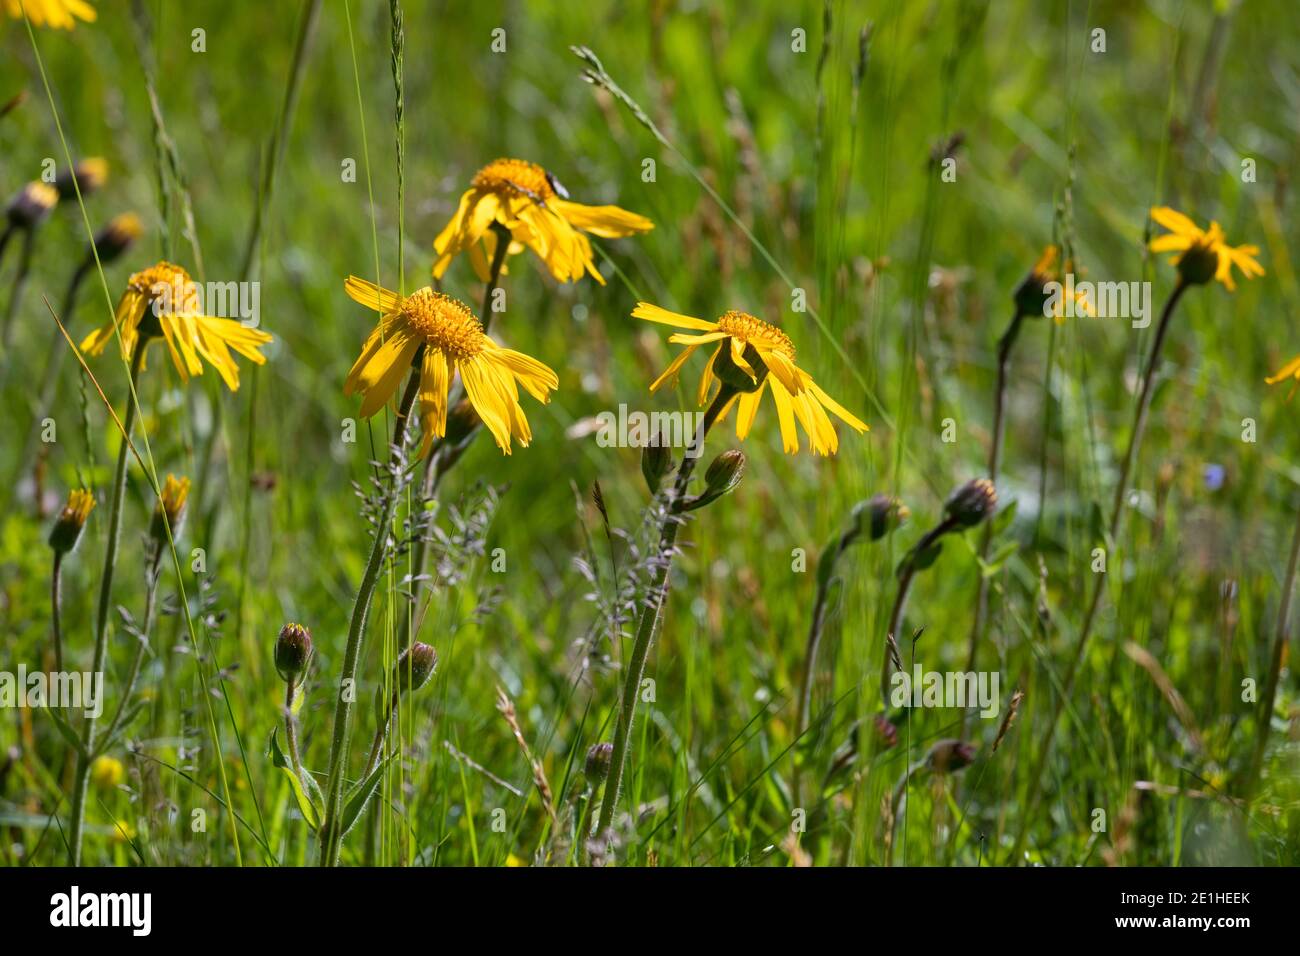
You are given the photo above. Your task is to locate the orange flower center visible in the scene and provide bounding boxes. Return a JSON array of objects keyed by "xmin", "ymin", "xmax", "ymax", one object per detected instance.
[
  {"xmin": 715, "ymin": 310, "xmax": 796, "ymax": 360},
  {"xmin": 128, "ymin": 261, "xmax": 200, "ymax": 314},
  {"xmin": 403, "ymin": 289, "xmax": 485, "ymax": 359},
  {"xmin": 472, "ymin": 158, "xmax": 555, "ymax": 202}
]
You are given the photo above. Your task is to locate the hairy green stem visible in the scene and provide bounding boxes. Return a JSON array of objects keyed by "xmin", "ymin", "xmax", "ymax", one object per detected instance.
[
  {"xmin": 1, "ymin": 227, "xmax": 36, "ymax": 350},
  {"xmin": 319, "ymin": 364, "xmax": 421, "ymax": 866},
  {"xmin": 50, "ymin": 552, "xmax": 64, "ymax": 674},
  {"xmin": 879, "ymin": 516, "xmax": 959, "ymax": 706},
  {"xmin": 96, "ymin": 542, "xmax": 163, "ymax": 752},
  {"xmin": 961, "ymin": 310, "xmax": 1024, "ymax": 736},
  {"xmin": 592, "ymin": 386, "xmax": 734, "ymax": 857}
]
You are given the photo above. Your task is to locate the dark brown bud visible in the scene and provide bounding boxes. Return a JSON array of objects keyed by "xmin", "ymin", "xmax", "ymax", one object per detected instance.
[
  {"xmin": 1176, "ymin": 240, "xmax": 1219, "ymax": 286},
  {"xmin": 48, "ymin": 489, "xmax": 95, "ymax": 554},
  {"xmin": 928, "ymin": 739, "xmax": 977, "ymax": 773},
  {"xmin": 584, "ymin": 742, "xmax": 613, "ymax": 782},
  {"xmin": 275, "ymin": 623, "xmax": 313, "ymax": 682},
  {"xmin": 944, "ymin": 478, "xmax": 997, "ymax": 528},
  {"xmin": 90, "ymin": 212, "xmax": 143, "ymax": 265},
  {"xmin": 6, "ymin": 181, "xmax": 57, "ymax": 230},
  {"xmin": 855, "ymin": 494, "xmax": 910, "ymax": 541},
  {"xmin": 874, "ymin": 714, "xmax": 898, "ymax": 750},
  {"xmin": 56, "ymin": 157, "xmax": 108, "ymax": 199}
]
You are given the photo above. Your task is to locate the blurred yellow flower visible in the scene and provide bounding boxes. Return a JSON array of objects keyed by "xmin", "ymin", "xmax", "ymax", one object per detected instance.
[
  {"xmin": 1019, "ymin": 245, "xmax": 1094, "ymax": 322},
  {"xmin": 90, "ymin": 755, "xmax": 123, "ymax": 789},
  {"xmin": 433, "ymin": 158, "xmax": 653, "ymax": 285},
  {"xmin": 344, "ymin": 277, "xmax": 559, "ymax": 456},
  {"xmin": 635, "ymin": 302, "xmax": 868, "ymax": 456},
  {"xmin": 3, "ymin": 0, "xmax": 95, "ymax": 29},
  {"xmin": 80, "ymin": 261, "xmax": 272, "ymax": 391},
  {"xmin": 1148, "ymin": 207, "xmax": 1264, "ymax": 291}
]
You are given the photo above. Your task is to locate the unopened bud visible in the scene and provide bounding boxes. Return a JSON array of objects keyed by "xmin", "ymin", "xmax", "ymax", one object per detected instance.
[
  {"xmin": 944, "ymin": 478, "xmax": 997, "ymax": 529},
  {"xmin": 1176, "ymin": 240, "xmax": 1219, "ymax": 286},
  {"xmin": 90, "ymin": 212, "xmax": 143, "ymax": 265},
  {"xmin": 928, "ymin": 739, "xmax": 977, "ymax": 773},
  {"xmin": 1013, "ymin": 245, "xmax": 1058, "ymax": 318},
  {"xmin": 275, "ymin": 623, "xmax": 313, "ymax": 682},
  {"xmin": 56, "ymin": 157, "xmax": 108, "ymax": 199},
  {"xmin": 6, "ymin": 181, "xmax": 57, "ymax": 230},
  {"xmin": 641, "ymin": 435, "xmax": 673, "ymax": 493},
  {"xmin": 855, "ymin": 493, "xmax": 909, "ymax": 541},
  {"xmin": 703, "ymin": 449, "xmax": 745, "ymax": 498},
  {"xmin": 874, "ymin": 714, "xmax": 898, "ymax": 750},
  {"xmin": 150, "ymin": 474, "xmax": 191, "ymax": 544},
  {"xmin": 584, "ymin": 742, "xmax": 613, "ymax": 782},
  {"xmin": 48, "ymin": 488, "xmax": 95, "ymax": 554},
  {"xmin": 394, "ymin": 642, "xmax": 438, "ymax": 695}
]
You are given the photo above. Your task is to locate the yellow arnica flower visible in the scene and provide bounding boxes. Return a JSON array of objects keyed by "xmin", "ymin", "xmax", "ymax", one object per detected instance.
[
  {"xmin": 48, "ymin": 487, "xmax": 95, "ymax": 553},
  {"xmin": 1266, "ymin": 354, "xmax": 1300, "ymax": 396},
  {"xmin": 1148, "ymin": 206, "xmax": 1264, "ymax": 291},
  {"xmin": 90, "ymin": 755, "xmax": 124, "ymax": 789},
  {"xmin": 344, "ymin": 276, "xmax": 559, "ymax": 456},
  {"xmin": 3, "ymin": 0, "xmax": 95, "ymax": 28},
  {"xmin": 1019, "ymin": 245, "xmax": 1094, "ymax": 322},
  {"xmin": 80, "ymin": 261, "xmax": 272, "ymax": 391},
  {"xmin": 635, "ymin": 302, "xmax": 868, "ymax": 456},
  {"xmin": 433, "ymin": 158, "xmax": 653, "ymax": 285},
  {"xmin": 157, "ymin": 474, "xmax": 190, "ymax": 524}
]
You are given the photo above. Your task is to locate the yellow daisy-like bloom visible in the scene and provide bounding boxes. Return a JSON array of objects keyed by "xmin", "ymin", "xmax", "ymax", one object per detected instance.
[
  {"xmin": 344, "ymin": 276, "xmax": 559, "ymax": 456},
  {"xmin": 3, "ymin": 0, "xmax": 95, "ymax": 29},
  {"xmin": 90, "ymin": 755, "xmax": 124, "ymax": 789},
  {"xmin": 432, "ymin": 158, "xmax": 653, "ymax": 285},
  {"xmin": 635, "ymin": 302, "xmax": 869, "ymax": 456},
  {"xmin": 58, "ymin": 488, "xmax": 95, "ymax": 529},
  {"xmin": 1019, "ymin": 245, "xmax": 1094, "ymax": 322},
  {"xmin": 1148, "ymin": 206, "xmax": 1264, "ymax": 291},
  {"xmin": 80, "ymin": 261, "xmax": 272, "ymax": 391}
]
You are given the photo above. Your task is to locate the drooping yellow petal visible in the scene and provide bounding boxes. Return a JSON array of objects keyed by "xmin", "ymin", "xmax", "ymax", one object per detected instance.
[
  {"xmin": 807, "ymin": 380, "xmax": 869, "ymax": 433},
  {"xmin": 1150, "ymin": 206, "xmax": 1201, "ymax": 237},
  {"xmin": 632, "ymin": 302, "xmax": 718, "ymax": 332},
  {"xmin": 768, "ymin": 378, "xmax": 800, "ymax": 453},
  {"xmin": 1266, "ymin": 355, "xmax": 1300, "ymax": 385},
  {"xmin": 549, "ymin": 198, "xmax": 654, "ymax": 238},
  {"xmin": 1148, "ymin": 234, "xmax": 1192, "ymax": 254},
  {"xmin": 459, "ymin": 356, "xmax": 515, "ymax": 454},
  {"xmin": 649, "ymin": 345, "xmax": 698, "ymax": 392}
]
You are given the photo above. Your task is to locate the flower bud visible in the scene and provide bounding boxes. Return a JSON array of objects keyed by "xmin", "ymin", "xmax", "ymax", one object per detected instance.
[
  {"xmin": 1176, "ymin": 239, "xmax": 1219, "ymax": 286},
  {"xmin": 149, "ymin": 474, "xmax": 191, "ymax": 544},
  {"xmin": 376, "ymin": 642, "xmax": 438, "ymax": 719},
  {"xmin": 90, "ymin": 212, "xmax": 143, "ymax": 265},
  {"xmin": 274, "ymin": 622, "xmax": 313, "ymax": 682},
  {"xmin": 928, "ymin": 739, "xmax": 977, "ymax": 773},
  {"xmin": 6, "ymin": 181, "xmax": 57, "ymax": 230},
  {"xmin": 703, "ymin": 449, "xmax": 745, "ymax": 498},
  {"xmin": 854, "ymin": 493, "xmax": 909, "ymax": 541},
  {"xmin": 584, "ymin": 742, "xmax": 613, "ymax": 782},
  {"xmin": 56, "ymin": 157, "xmax": 108, "ymax": 199},
  {"xmin": 48, "ymin": 488, "xmax": 95, "ymax": 554},
  {"xmin": 874, "ymin": 714, "xmax": 898, "ymax": 750},
  {"xmin": 641, "ymin": 435, "xmax": 673, "ymax": 493},
  {"xmin": 944, "ymin": 478, "xmax": 997, "ymax": 529}
]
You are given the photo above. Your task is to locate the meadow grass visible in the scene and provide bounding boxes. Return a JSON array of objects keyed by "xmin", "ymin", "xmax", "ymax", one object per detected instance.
[{"xmin": 0, "ymin": 0, "xmax": 1297, "ymax": 867}]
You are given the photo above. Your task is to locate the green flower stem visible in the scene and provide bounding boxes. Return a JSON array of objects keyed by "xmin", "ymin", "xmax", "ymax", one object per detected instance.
[
  {"xmin": 961, "ymin": 309, "xmax": 1024, "ymax": 736},
  {"xmin": 67, "ymin": 336, "xmax": 146, "ymax": 865},
  {"xmin": 284, "ymin": 677, "xmax": 304, "ymax": 778},
  {"xmin": 397, "ymin": 224, "xmax": 509, "ymax": 652},
  {"xmin": 1010, "ymin": 279, "xmax": 1187, "ymax": 863},
  {"xmin": 592, "ymin": 384, "xmax": 736, "ymax": 856},
  {"xmin": 319, "ymin": 363, "xmax": 421, "ymax": 867},
  {"xmin": 1, "ymin": 226, "xmax": 36, "ymax": 350},
  {"xmin": 879, "ymin": 515, "xmax": 959, "ymax": 706},
  {"xmin": 50, "ymin": 552, "xmax": 64, "ymax": 674},
  {"xmin": 793, "ymin": 523, "xmax": 861, "ymax": 808}
]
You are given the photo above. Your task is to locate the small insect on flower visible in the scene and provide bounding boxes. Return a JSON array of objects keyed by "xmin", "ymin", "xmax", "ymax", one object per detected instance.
[
  {"xmin": 634, "ymin": 302, "xmax": 868, "ymax": 455},
  {"xmin": 5, "ymin": 181, "xmax": 58, "ymax": 230},
  {"xmin": 80, "ymin": 261, "xmax": 273, "ymax": 391},
  {"xmin": 90, "ymin": 754, "xmax": 124, "ymax": 789},
  {"xmin": 149, "ymin": 473, "xmax": 190, "ymax": 544},
  {"xmin": 2, "ymin": 0, "xmax": 96, "ymax": 30},
  {"xmin": 432, "ymin": 158, "xmax": 653, "ymax": 285},
  {"xmin": 1148, "ymin": 206, "xmax": 1264, "ymax": 290},
  {"xmin": 343, "ymin": 277, "xmax": 559, "ymax": 456},
  {"xmin": 55, "ymin": 157, "xmax": 108, "ymax": 199},
  {"xmin": 48, "ymin": 488, "xmax": 95, "ymax": 553},
  {"xmin": 1015, "ymin": 245, "xmax": 1093, "ymax": 321}
]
